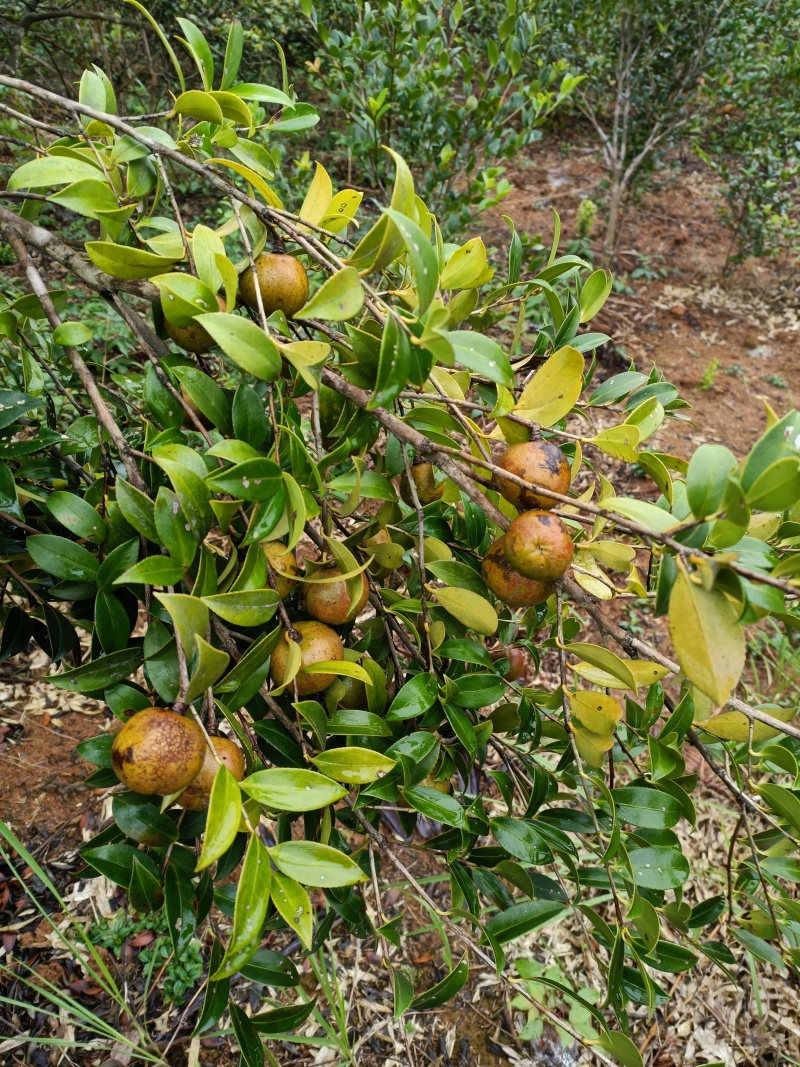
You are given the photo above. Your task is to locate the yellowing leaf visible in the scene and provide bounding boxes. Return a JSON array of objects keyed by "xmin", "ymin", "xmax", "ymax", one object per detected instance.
[
  {"xmin": 207, "ymin": 158, "xmax": 283, "ymax": 209},
  {"xmin": 514, "ymin": 346, "xmax": 584, "ymax": 427},
  {"xmin": 564, "ymin": 642, "xmax": 637, "ymax": 690},
  {"xmin": 579, "ymin": 541, "xmax": 636, "ymax": 571},
  {"xmin": 321, "ymin": 189, "xmax": 363, "ymax": 233},
  {"xmin": 295, "ymin": 267, "xmax": 364, "ymax": 322},
  {"xmin": 572, "ymin": 660, "xmax": 669, "ymax": 690},
  {"xmin": 590, "ymin": 425, "xmax": 641, "ymax": 462},
  {"xmin": 439, "ymin": 238, "xmax": 492, "ymax": 290},
  {"xmin": 573, "ymin": 722, "xmax": 615, "ymax": 768},
  {"xmin": 668, "ymin": 570, "xmax": 745, "ymax": 707},
  {"xmin": 312, "ymin": 747, "xmax": 396, "ymax": 784},
  {"xmin": 298, "ymin": 161, "xmax": 333, "ymax": 230},
  {"xmin": 569, "ymin": 690, "xmax": 623, "ymax": 734},
  {"xmin": 573, "ymin": 570, "xmax": 614, "ymax": 599},
  {"xmin": 702, "ymin": 705, "xmax": 797, "ymax": 742},
  {"xmin": 431, "ymin": 586, "xmax": 497, "ymax": 636},
  {"xmin": 271, "ymin": 632, "xmax": 302, "ymax": 695}
]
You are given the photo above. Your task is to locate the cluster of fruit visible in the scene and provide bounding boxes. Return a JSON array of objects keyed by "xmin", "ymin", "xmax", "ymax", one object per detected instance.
[
  {"xmin": 109, "ymin": 542, "xmax": 367, "ymax": 800},
  {"xmin": 162, "ymin": 252, "xmax": 309, "ymax": 353},
  {"xmin": 482, "ymin": 440, "xmax": 574, "ymax": 607}
]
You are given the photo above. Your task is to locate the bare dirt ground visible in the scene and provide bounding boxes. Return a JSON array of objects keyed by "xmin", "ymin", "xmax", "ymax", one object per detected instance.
[{"xmin": 2, "ymin": 135, "xmax": 800, "ymax": 1066}]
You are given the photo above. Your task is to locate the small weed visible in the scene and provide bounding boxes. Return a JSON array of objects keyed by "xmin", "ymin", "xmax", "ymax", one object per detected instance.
[
  {"xmin": 700, "ymin": 358, "xmax": 720, "ymax": 390},
  {"xmin": 630, "ymin": 253, "xmax": 667, "ymax": 281},
  {"xmin": 511, "ymin": 957, "xmax": 600, "ymax": 1045},
  {"xmin": 89, "ymin": 907, "xmax": 203, "ymax": 1004},
  {"xmin": 765, "ymin": 373, "xmax": 788, "ymax": 388},
  {"xmin": 725, "ymin": 363, "xmax": 748, "ymax": 379}
]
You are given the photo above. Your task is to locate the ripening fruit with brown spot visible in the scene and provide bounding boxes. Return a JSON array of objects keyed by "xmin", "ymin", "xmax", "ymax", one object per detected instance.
[
  {"xmin": 178, "ymin": 736, "xmax": 245, "ymax": 812},
  {"xmin": 238, "ymin": 253, "xmax": 310, "ymax": 318},
  {"xmin": 399, "ymin": 462, "xmax": 445, "ymax": 507},
  {"xmin": 482, "ymin": 537, "xmax": 555, "ymax": 607},
  {"xmin": 162, "ymin": 294, "xmax": 225, "ymax": 354},
  {"xmin": 495, "ymin": 440, "xmax": 571, "ymax": 511},
  {"xmin": 262, "ymin": 541, "xmax": 299, "ymax": 600},
  {"xmin": 269, "ymin": 620, "xmax": 344, "ymax": 696},
  {"xmin": 492, "ymin": 646, "xmax": 527, "ymax": 683},
  {"xmin": 111, "ymin": 708, "xmax": 205, "ymax": 796},
  {"xmin": 503, "ymin": 510, "xmax": 574, "ymax": 582},
  {"xmin": 300, "ymin": 566, "xmax": 369, "ymax": 626}
]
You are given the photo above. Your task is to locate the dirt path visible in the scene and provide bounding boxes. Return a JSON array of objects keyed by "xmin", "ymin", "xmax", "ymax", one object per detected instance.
[{"xmin": 485, "ymin": 134, "xmax": 800, "ymax": 459}]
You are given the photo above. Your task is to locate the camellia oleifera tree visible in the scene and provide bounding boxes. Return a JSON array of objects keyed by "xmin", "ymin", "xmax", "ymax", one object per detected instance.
[{"xmin": 1, "ymin": 11, "xmax": 800, "ymax": 1066}]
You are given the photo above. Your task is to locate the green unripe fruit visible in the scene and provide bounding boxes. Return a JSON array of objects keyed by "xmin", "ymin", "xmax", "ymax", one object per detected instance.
[
  {"xmin": 399, "ymin": 461, "xmax": 445, "ymax": 507},
  {"xmin": 162, "ymin": 293, "xmax": 225, "ymax": 353},
  {"xmin": 238, "ymin": 253, "xmax": 309, "ymax": 318}
]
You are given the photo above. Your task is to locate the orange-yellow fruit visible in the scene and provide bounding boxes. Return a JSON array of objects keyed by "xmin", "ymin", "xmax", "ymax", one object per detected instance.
[
  {"xmin": 163, "ymin": 294, "xmax": 225, "ymax": 353},
  {"xmin": 503, "ymin": 510, "xmax": 574, "ymax": 582},
  {"xmin": 495, "ymin": 441, "xmax": 571, "ymax": 511},
  {"xmin": 300, "ymin": 566, "xmax": 369, "ymax": 626},
  {"xmin": 111, "ymin": 708, "xmax": 205, "ymax": 796},
  {"xmin": 269, "ymin": 620, "xmax": 344, "ymax": 696},
  {"xmin": 399, "ymin": 462, "xmax": 444, "ymax": 507},
  {"xmin": 492, "ymin": 647, "xmax": 527, "ymax": 683},
  {"xmin": 262, "ymin": 542, "xmax": 299, "ymax": 600},
  {"xmin": 482, "ymin": 537, "xmax": 554, "ymax": 607},
  {"xmin": 238, "ymin": 253, "xmax": 309, "ymax": 318},
  {"xmin": 178, "ymin": 736, "xmax": 245, "ymax": 811}
]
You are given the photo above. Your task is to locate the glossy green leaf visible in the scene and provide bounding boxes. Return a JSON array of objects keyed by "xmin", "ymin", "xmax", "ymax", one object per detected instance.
[
  {"xmin": 116, "ymin": 479, "xmax": 158, "ymax": 542},
  {"xmin": 448, "ymin": 331, "xmax": 512, "ymax": 388},
  {"xmin": 668, "ymin": 571, "xmax": 745, "ymax": 706},
  {"xmin": 410, "ymin": 957, "xmax": 469, "ymax": 1011},
  {"xmin": 270, "ymin": 840, "xmax": 366, "ymax": 887},
  {"xmin": 241, "ymin": 768, "xmax": 347, "ymax": 811},
  {"xmin": 484, "ymin": 900, "xmax": 567, "ymax": 944},
  {"xmin": 610, "ymin": 788, "xmax": 682, "ymax": 830},
  {"xmin": 491, "ymin": 818, "xmax": 552, "ymax": 864},
  {"xmin": 202, "ymin": 589, "xmax": 280, "ymax": 627},
  {"xmin": 196, "ymin": 766, "xmax": 242, "ymax": 871},
  {"xmin": 45, "ymin": 492, "xmax": 105, "ymax": 543},
  {"xmin": 46, "ymin": 647, "xmax": 143, "ymax": 693},
  {"xmin": 296, "ymin": 266, "xmax": 364, "ymax": 321},
  {"xmin": 686, "ymin": 443, "xmax": 738, "ymax": 519},
  {"xmin": 402, "ymin": 785, "xmax": 468, "ymax": 829},
  {"xmin": 432, "ymin": 586, "xmax": 497, "ymax": 636},
  {"xmin": 213, "ymin": 834, "xmax": 272, "ymax": 979},
  {"xmin": 628, "ymin": 846, "xmax": 690, "ymax": 890},
  {"xmin": 185, "ymin": 636, "xmax": 230, "ymax": 703},
  {"xmin": 154, "ymin": 592, "xmax": 209, "ymax": 656},
  {"xmin": 367, "ymin": 314, "xmax": 410, "ymax": 409},
  {"xmin": 28, "ymin": 534, "xmax": 98, "ymax": 582},
  {"xmin": 386, "ymin": 672, "xmax": 438, "ymax": 721},
  {"xmin": 270, "ymin": 870, "xmax": 313, "ymax": 950},
  {"xmin": 311, "ymin": 747, "xmax": 396, "ymax": 784},
  {"xmin": 384, "ymin": 209, "xmax": 439, "ymax": 314},
  {"xmin": 116, "ymin": 556, "xmax": 185, "ymax": 587},
  {"xmin": 196, "ymin": 312, "xmax": 282, "ymax": 381}
]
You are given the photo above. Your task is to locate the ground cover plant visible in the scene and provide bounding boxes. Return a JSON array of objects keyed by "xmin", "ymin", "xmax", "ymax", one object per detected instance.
[{"xmin": 0, "ymin": 6, "xmax": 799, "ymax": 1065}]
